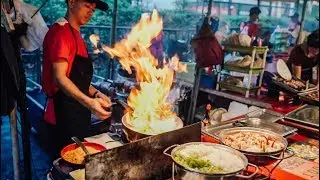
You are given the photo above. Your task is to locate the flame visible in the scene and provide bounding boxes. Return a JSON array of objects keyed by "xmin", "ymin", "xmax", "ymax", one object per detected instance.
[
  {"xmin": 89, "ymin": 34, "xmax": 100, "ymax": 48},
  {"xmin": 98, "ymin": 10, "xmax": 187, "ymax": 134}
]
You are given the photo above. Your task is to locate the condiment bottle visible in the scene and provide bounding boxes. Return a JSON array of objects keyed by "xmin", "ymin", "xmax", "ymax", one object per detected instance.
[
  {"xmin": 202, "ymin": 104, "xmax": 212, "ymax": 127},
  {"xmin": 257, "ymin": 38, "xmax": 262, "ymax": 47}
]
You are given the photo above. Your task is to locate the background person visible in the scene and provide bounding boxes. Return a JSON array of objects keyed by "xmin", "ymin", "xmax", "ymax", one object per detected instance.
[{"xmin": 288, "ymin": 30, "xmax": 319, "ymax": 84}]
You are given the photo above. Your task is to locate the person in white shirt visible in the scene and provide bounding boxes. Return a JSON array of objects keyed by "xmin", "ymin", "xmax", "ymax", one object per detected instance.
[{"xmin": 288, "ymin": 13, "xmax": 301, "ymax": 46}]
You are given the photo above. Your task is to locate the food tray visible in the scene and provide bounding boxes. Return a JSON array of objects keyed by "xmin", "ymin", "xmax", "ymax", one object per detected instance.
[
  {"xmin": 272, "ymin": 77, "xmax": 317, "ymax": 94},
  {"xmin": 246, "ymin": 109, "xmax": 284, "ymax": 122},
  {"xmin": 223, "ymin": 45, "xmax": 268, "ymax": 55},
  {"xmin": 202, "ymin": 117, "xmax": 297, "ymax": 139},
  {"xmin": 219, "ymin": 82, "xmax": 260, "ymax": 95},
  {"xmin": 298, "ymin": 90, "xmax": 319, "ymax": 106},
  {"xmin": 223, "ymin": 64, "xmax": 264, "ymax": 75},
  {"xmin": 285, "ymin": 105, "xmax": 319, "ymax": 128}
]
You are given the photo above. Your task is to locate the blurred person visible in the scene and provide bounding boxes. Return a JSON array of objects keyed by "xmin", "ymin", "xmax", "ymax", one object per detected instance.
[
  {"xmin": 196, "ymin": 16, "xmax": 219, "ymax": 34},
  {"xmin": 240, "ymin": 7, "xmax": 262, "ymax": 39},
  {"xmin": 288, "ymin": 13, "xmax": 301, "ymax": 46},
  {"xmin": 42, "ymin": 0, "xmax": 111, "ymax": 157},
  {"xmin": 288, "ymin": 30, "xmax": 319, "ymax": 84},
  {"xmin": 215, "ymin": 21, "xmax": 230, "ymax": 45},
  {"xmin": 150, "ymin": 31, "xmax": 164, "ymax": 67},
  {"xmin": 261, "ymin": 30, "xmax": 274, "ymax": 63}
]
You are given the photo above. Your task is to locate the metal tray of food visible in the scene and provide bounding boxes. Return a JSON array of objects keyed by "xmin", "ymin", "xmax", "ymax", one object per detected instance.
[
  {"xmin": 298, "ymin": 90, "xmax": 319, "ymax": 106},
  {"xmin": 245, "ymin": 109, "xmax": 284, "ymax": 122},
  {"xmin": 202, "ymin": 117, "xmax": 298, "ymax": 139},
  {"xmin": 285, "ymin": 105, "xmax": 319, "ymax": 128},
  {"xmin": 272, "ymin": 77, "xmax": 317, "ymax": 94}
]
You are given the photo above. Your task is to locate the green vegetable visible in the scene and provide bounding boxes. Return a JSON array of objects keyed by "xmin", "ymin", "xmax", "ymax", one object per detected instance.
[{"xmin": 173, "ymin": 152, "xmax": 226, "ymax": 174}]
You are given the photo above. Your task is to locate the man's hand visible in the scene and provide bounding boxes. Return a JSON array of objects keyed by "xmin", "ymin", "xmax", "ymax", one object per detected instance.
[
  {"xmin": 96, "ymin": 91, "xmax": 112, "ymax": 105},
  {"xmin": 87, "ymin": 98, "xmax": 112, "ymax": 120}
]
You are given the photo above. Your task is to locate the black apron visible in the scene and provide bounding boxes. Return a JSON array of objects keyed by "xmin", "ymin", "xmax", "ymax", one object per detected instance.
[{"xmin": 53, "ymin": 23, "xmax": 93, "ymax": 152}]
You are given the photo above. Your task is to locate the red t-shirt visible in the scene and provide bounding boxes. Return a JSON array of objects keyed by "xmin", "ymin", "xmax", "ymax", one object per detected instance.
[
  {"xmin": 240, "ymin": 21, "xmax": 260, "ymax": 38},
  {"xmin": 42, "ymin": 18, "xmax": 89, "ymax": 96},
  {"xmin": 42, "ymin": 18, "xmax": 89, "ymax": 125}
]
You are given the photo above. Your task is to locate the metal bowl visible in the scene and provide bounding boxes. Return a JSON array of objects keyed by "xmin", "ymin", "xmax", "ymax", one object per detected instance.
[
  {"xmin": 219, "ymin": 127, "xmax": 291, "ymax": 166},
  {"xmin": 163, "ymin": 142, "xmax": 259, "ymax": 179},
  {"xmin": 121, "ymin": 113, "xmax": 184, "ymax": 142}
]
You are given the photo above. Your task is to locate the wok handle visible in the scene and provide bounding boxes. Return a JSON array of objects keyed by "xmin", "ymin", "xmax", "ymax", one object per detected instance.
[
  {"xmin": 269, "ymin": 152, "xmax": 295, "ymax": 160},
  {"xmin": 236, "ymin": 163, "xmax": 259, "ymax": 179},
  {"xmin": 163, "ymin": 144, "xmax": 179, "ymax": 157}
]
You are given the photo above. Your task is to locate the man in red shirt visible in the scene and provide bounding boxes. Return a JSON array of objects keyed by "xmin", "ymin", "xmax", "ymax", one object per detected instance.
[
  {"xmin": 42, "ymin": 0, "xmax": 110, "ymax": 157},
  {"xmin": 240, "ymin": 7, "xmax": 261, "ymax": 39}
]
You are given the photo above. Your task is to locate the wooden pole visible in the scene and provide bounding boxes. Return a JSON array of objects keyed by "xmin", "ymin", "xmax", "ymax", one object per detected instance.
[
  {"xmin": 257, "ymin": 0, "xmax": 261, "ymax": 7},
  {"xmin": 187, "ymin": 67, "xmax": 201, "ymax": 125},
  {"xmin": 295, "ymin": 0, "xmax": 307, "ymax": 46},
  {"xmin": 196, "ymin": 0, "xmax": 199, "ymax": 12},
  {"xmin": 268, "ymin": 1, "xmax": 272, "ymax": 16},
  {"xmin": 110, "ymin": 0, "xmax": 118, "ymax": 80},
  {"xmin": 296, "ymin": 0, "xmax": 300, "ymax": 12},
  {"xmin": 207, "ymin": 0, "xmax": 213, "ymax": 16},
  {"xmin": 201, "ymin": 0, "xmax": 205, "ymax": 15},
  {"xmin": 10, "ymin": 104, "xmax": 21, "ymax": 180},
  {"xmin": 228, "ymin": 0, "xmax": 232, "ymax": 15}
]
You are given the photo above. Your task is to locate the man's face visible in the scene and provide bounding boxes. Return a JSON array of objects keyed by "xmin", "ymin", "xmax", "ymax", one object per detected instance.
[
  {"xmin": 250, "ymin": 13, "xmax": 259, "ymax": 22},
  {"xmin": 70, "ymin": 0, "xmax": 96, "ymax": 25}
]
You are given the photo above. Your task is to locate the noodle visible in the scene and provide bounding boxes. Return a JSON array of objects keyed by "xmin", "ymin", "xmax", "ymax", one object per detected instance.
[{"xmin": 63, "ymin": 147, "xmax": 100, "ymax": 164}]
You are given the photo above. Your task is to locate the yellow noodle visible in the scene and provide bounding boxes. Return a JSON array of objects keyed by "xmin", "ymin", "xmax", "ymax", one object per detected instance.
[{"xmin": 63, "ymin": 147, "xmax": 100, "ymax": 164}]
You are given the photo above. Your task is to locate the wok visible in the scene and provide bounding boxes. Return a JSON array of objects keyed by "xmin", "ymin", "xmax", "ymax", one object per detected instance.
[{"xmin": 121, "ymin": 112, "xmax": 184, "ymax": 142}]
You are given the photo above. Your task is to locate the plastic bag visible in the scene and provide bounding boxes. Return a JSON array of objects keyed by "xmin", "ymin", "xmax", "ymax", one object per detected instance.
[{"xmin": 19, "ymin": 2, "xmax": 48, "ymax": 52}]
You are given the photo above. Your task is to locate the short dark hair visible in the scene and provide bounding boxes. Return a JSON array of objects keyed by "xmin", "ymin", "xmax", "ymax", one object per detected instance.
[
  {"xmin": 250, "ymin": 7, "xmax": 261, "ymax": 16},
  {"xmin": 307, "ymin": 30, "xmax": 319, "ymax": 48}
]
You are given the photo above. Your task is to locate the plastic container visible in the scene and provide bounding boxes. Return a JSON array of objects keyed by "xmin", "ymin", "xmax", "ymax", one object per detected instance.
[{"xmin": 200, "ymin": 74, "xmax": 217, "ymax": 89}]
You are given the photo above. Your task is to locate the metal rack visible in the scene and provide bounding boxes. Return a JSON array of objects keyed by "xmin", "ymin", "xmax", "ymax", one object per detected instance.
[{"xmin": 216, "ymin": 46, "xmax": 269, "ymax": 98}]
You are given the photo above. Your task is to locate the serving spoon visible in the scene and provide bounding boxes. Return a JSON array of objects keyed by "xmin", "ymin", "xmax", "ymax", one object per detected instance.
[{"xmin": 71, "ymin": 137, "xmax": 89, "ymax": 156}]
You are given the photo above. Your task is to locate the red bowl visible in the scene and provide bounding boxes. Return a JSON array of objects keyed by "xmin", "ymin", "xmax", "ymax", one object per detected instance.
[{"xmin": 61, "ymin": 142, "xmax": 107, "ymax": 165}]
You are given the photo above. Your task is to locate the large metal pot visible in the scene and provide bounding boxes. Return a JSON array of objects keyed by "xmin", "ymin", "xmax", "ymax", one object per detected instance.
[
  {"xmin": 219, "ymin": 127, "xmax": 293, "ymax": 166},
  {"xmin": 122, "ymin": 113, "xmax": 184, "ymax": 142},
  {"xmin": 163, "ymin": 142, "xmax": 259, "ymax": 180}
]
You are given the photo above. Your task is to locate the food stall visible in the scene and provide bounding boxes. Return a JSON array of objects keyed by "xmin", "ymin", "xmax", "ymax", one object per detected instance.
[{"xmin": 46, "ymin": 0, "xmax": 318, "ymax": 179}]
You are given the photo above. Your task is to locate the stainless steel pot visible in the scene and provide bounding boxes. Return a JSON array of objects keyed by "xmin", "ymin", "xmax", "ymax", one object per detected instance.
[
  {"xmin": 163, "ymin": 142, "xmax": 259, "ymax": 180},
  {"xmin": 121, "ymin": 112, "xmax": 184, "ymax": 142},
  {"xmin": 219, "ymin": 127, "xmax": 294, "ymax": 166}
]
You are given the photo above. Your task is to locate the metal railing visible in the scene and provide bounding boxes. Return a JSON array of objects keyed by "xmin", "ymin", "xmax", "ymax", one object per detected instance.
[{"xmin": 22, "ymin": 26, "xmax": 197, "ymax": 85}]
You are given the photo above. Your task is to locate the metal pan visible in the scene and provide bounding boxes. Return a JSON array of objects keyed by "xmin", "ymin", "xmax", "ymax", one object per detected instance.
[
  {"xmin": 121, "ymin": 112, "xmax": 184, "ymax": 142},
  {"xmin": 163, "ymin": 142, "xmax": 259, "ymax": 179},
  {"xmin": 60, "ymin": 142, "xmax": 106, "ymax": 165},
  {"xmin": 285, "ymin": 105, "xmax": 319, "ymax": 128},
  {"xmin": 218, "ymin": 127, "xmax": 293, "ymax": 166},
  {"xmin": 298, "ymin": 90, "xmax": 319, "ymax": 106},
  {"xmin": 272, "ymin": 77, "xmax": 317, "ymax": 94}
]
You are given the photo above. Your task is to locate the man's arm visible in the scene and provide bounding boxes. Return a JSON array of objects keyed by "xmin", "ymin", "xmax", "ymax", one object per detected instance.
[
  {"xmin": 53, "ymin": 60, "xmax": 92, "ymax": 107},
  {"xmin": 52, "ymin": 60, "xmax": 111, "ymax": 120},
  {"xmin": 89, "ymin": 85, "xmax": 111, "ymax": 104},
  {"xmin": 292, "ymin": 64, "xmax": 302, "ymax": 79}
]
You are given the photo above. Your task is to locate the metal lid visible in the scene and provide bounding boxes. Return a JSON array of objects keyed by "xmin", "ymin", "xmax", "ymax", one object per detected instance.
[{"xmin": 277, "ymin": 59, "xmax": 292, "ymax": 81}]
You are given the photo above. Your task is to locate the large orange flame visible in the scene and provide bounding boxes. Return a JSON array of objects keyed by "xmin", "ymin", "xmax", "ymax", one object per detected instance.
[{"xmin": 99, "ymin": 10, "xmax": 187, "ymax": 134}]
